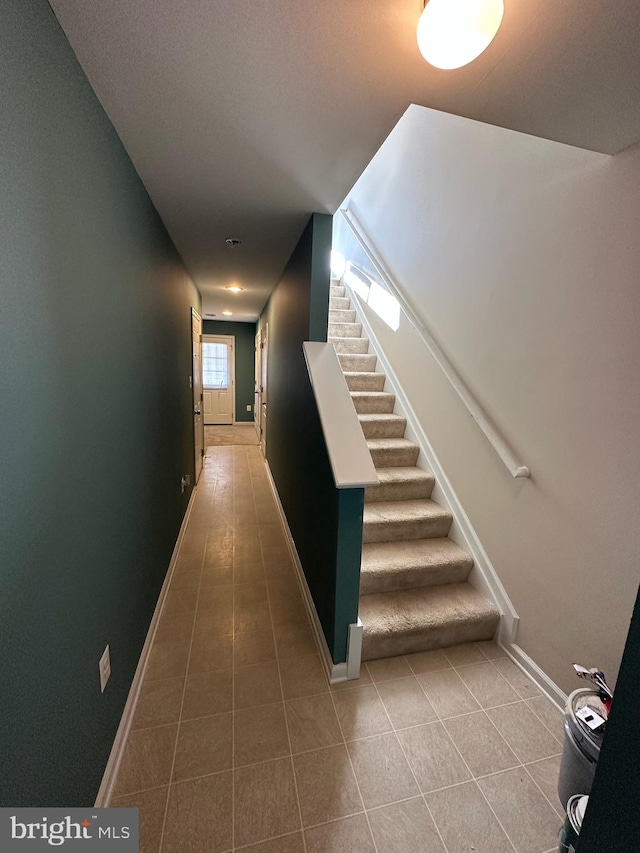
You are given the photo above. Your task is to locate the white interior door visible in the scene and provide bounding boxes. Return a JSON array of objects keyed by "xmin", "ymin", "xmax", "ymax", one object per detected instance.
[
  {"xmin": 203, "ymin": 335, "xmax": 234, "ymax": 425},
  {"xmin": 192, "ymin": 310, "xmax": 204, "ymax": 483}
]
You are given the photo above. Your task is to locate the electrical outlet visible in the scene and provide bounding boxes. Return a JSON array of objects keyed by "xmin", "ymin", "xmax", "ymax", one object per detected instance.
[
  {"xmin": 99, "ymin": 645, "xmax": 111, "ymax": 693},
  {"xmin": 246, "ymin": 404, "xmax": 252, "ymax": 411},
  {"xmin": 185, "ymin": 474, "xmax": 191, "ymax": 486}
]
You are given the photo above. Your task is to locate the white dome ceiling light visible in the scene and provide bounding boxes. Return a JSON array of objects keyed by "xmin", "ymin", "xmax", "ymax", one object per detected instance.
[{"xmin": 417, "ymin": 0, "xmax": 505, "ymax": 70}]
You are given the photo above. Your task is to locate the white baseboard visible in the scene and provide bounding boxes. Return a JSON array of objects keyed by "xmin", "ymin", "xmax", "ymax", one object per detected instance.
[
  {"xmin": 94, "ymin": 486, "xmax": 199, "ymax": 807},
  {"xmin": 346, "ymin": 282, "xmax": 519, "ymax": 646},
  {"xmin": 503, "ymin": 642, "xmax": 567, "ymax": 712},
  {"xmin": 263, "ymin": 461, "xmax": 357, "ymax": 683}
]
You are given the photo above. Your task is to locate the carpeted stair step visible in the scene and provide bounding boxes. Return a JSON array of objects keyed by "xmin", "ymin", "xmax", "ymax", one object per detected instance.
[
  {"xmin": 344, "ymin": 371, "xmax": 386, "ymax": 392},
  {"xmin": 329, "ymin": 336, "xmax": 370, "ymax": 354},
  {"xmin": 339, "ymin": 353, "xmax": 377, "ymax": 372},
  {"xmin": 330, "ymin": 285, "xmax": 345, "ymax": 298},
  {"xmin": 329, "ymin": 321, "xmax": 362, "ymax": 339},
  {"xmin": 360, "ymin": 538, "xmax": 472, "ymax": 594},
  {"xmin": 351, "ymin": 391, "xmax": 396, "ymax": 414},
  {"xmin": 358, "ymin": 414, "xmax": 407, "ymax": 439},
  {"xmin": 363, "ymin": 499, "xmax": 452, "ymax": 543},
  {"xmin": 329, "ymin": 308, "xmax": 356, "ymax": 324},
  {"xmin": 367, "ymin": 438, "xmax": 420, "ymax": 468},
  {"xmin": 359, "ymin": 582, "xmax": 500, "ymax": 660},
  {"xmin": 365, "ymin": 467, "xmax": 434, "ymax": 503},
  {"xmin": 330, "ymin": 296, "xmax": 351, "ymax": 310}
]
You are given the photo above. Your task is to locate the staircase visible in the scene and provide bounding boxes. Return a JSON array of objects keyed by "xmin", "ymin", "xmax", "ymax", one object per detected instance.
[{"xmin": 328, "ymin": 282, "xmax": 500, "ymax": 660}]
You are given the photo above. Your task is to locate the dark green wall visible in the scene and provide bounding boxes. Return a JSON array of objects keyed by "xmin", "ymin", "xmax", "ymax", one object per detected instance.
[
  {"xmin": 0, "ymin": 2, "xmax": 200, "ymax": 805},
  {"xmin": 576, "ymin": 585, "xmax": 640, "ymax": 851},
  {"xmin": 202, "ymin": 320, "xmax": 257, "ymax": 422},
  {"xmin": 259, "ymin": 214, "xmax": 363, "ymax": 662}
]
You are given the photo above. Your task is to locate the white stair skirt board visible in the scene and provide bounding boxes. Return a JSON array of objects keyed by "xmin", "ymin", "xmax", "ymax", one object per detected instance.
[
  {"xmin": 264, "ymin": 460, "xmax": 362, "ymax": 683},
  {"xmin": 94, "ymin": 486, "xmax": 199, "ymax": 807}
]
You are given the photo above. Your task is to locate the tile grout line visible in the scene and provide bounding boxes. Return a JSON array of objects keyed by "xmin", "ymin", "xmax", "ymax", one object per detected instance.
[
  {"xmin": 109, "ymin": 756, "xmax": 565, "ymax": 810},
  {"xmin": 367, "ymin": 672, "xmax": 451, "ymax": 853},
  {"xmin": 375, "ymin": 661, "xmax": 519, "ymax": 851},
  {"xmin": 192, "ymin": 453, "xmax": 559, "ymax": 851},
  {"xmin": 256, "ymin": 457, "xmax": 309, "ymax": 853},
  {"xmin": 157, "ymin": 478, "xmax": 210, "ymax": 853},
  {"xmin": 478, "ymin": 690, "xmax": 567, "ymax": 827},
  {"xmin": 525, "ymin": 695, "xmax": 565, "ymax": 745},
  {"xmin": 325, "ymin": 683, "xmax": 382, "ymax": 853},
  {"xmin": 427, "ymin": 663, "xmax": 552, "ymax": 852},
  {"xmin": 522, "ymin": 763, "xmax": 567, "ymax": 825},
  {"xmin": 129, "ymin": 670, "xmax": 561, "ymax": 785},
  {"xmin": 437, "ymin": 706, "xmax": 519, "ymax": 852},
  {"xmin": 230, "ymin": 451, "xmax": 241, "ymax": 853},
  {"xmin": 487, "ymin": 655, "xmax": 542, "ymax": 699}
]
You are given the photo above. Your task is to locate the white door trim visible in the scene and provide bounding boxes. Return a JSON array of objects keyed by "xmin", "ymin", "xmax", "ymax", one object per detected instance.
[
  {"xmin": 191, "ymin": 309, "xmax": 204, "ymax": 483},
  {"xmin": 203, "ymin": 334, "xmax": 235, "ymax": 424},
  {"xmin": 254, "ymin": 331, "xmax": 261, "ymax": 439},
  {"xmin": 259, "ymin": 323, "xmax": 268, "ymax": 456}
]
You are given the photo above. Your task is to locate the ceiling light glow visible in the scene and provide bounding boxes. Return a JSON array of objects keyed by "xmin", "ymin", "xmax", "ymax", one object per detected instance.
[
  {"xmin": 222, "ymin": 310, "xmax": 233, "ymax": 316},
  {"xmin": 225, "ymin": 284, "xmax": 243, "ymax": 292},
  {"xmin": 417, "ymin": 0, "xmax": 504, "ymax": 70}
]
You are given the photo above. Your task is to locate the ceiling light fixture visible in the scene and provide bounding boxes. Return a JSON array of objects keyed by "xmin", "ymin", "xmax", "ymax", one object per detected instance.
[
  {"xmin": 417, "ymin": 0, "xmax": 504, "ymax": 70},
  {"xmin": 222, "ymin": 310, "xmax": 233, "ymax": 316},
  {"xmin": 225, "ymin": 284, "xmax": 243, "ymax": 292}
]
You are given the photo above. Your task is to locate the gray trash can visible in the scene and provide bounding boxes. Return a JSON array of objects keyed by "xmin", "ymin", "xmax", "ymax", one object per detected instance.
[{"xmin": 557, "ymin": 688, "xmax": 606, "ymax": 809}]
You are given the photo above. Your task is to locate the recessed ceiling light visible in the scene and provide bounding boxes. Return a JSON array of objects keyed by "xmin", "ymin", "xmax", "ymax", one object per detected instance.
[
  {"xmin": 225, "ymin": 284, "xmax": 243, "ymax": 292},
  {"xmin": 222, "ymin": 310, "xmax": 233, "ymax": 316}
]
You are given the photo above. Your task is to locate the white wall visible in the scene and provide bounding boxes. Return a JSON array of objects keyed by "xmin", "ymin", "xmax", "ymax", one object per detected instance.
[{"xmin": 341, "ymin": 104, "xmax": 640, "ymax": 693}]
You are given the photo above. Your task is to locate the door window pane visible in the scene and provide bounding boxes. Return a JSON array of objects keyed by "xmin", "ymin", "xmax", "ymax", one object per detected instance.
[{"xmin": 203, "ymin": 342, "xmax": 229, "ymax": 389}]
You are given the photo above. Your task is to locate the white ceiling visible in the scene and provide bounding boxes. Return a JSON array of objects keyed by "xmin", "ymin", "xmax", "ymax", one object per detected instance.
[{"xmin": 50, "ymin": 0, "xmax": 640, "ymax": 322}]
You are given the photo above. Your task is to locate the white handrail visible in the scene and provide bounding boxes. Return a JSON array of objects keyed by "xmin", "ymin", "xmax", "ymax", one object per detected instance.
[
  {"xmin": 303, "ymin": 341, "xmax": 379, "ymax": 489},
  {"xmin": 338, "ymin": 208, "xmax": 530, "ymax": 479}
]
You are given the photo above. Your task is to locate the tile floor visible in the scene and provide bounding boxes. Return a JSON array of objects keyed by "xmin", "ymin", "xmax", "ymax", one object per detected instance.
[{"xmin": 111, "ymin": 444, "xmax": 565, "ymax": 853}]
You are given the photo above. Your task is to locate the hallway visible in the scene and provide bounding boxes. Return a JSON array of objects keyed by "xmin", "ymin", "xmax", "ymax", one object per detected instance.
[{"xmin": 110, "ymin": 444, "xmax": 564, "ymax": 853}]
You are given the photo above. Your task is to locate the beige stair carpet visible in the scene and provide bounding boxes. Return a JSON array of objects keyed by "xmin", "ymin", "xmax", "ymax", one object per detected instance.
[{"xmin": 328, "ymin": 281, "xmax": 499, "ymax": 660}]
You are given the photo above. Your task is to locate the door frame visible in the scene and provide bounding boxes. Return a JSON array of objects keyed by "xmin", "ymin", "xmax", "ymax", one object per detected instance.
[
  {"xmin": 202, "ymin": 334, "xmax": 235, "ymax": 425},
  {"xmin": 258, "ymin": 323, "xmax": 268, "ymax": 456},
  {"xmin": 254, "ymin": 330, "xmax": 261, "ymax": 440},
  {"xmin": 191, "ymin": 309, "xmax": 204, "ymax": 484}
]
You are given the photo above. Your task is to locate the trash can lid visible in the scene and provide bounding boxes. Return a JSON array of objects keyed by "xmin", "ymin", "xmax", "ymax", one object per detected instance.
[{"xmin": 566, "ymin": 688, "xmax": 606, "ymax": 761}]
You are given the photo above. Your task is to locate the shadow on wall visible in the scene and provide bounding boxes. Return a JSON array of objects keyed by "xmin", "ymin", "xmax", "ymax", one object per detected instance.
[{"xmin": 0, "ymin": 0, "xmax": 200, "ymax": 805}]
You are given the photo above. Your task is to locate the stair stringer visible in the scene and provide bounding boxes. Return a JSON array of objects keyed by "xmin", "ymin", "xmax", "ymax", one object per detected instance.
[{"xmin": 343, "ymin": 280, "xmax": 520, "ymax": 649}]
